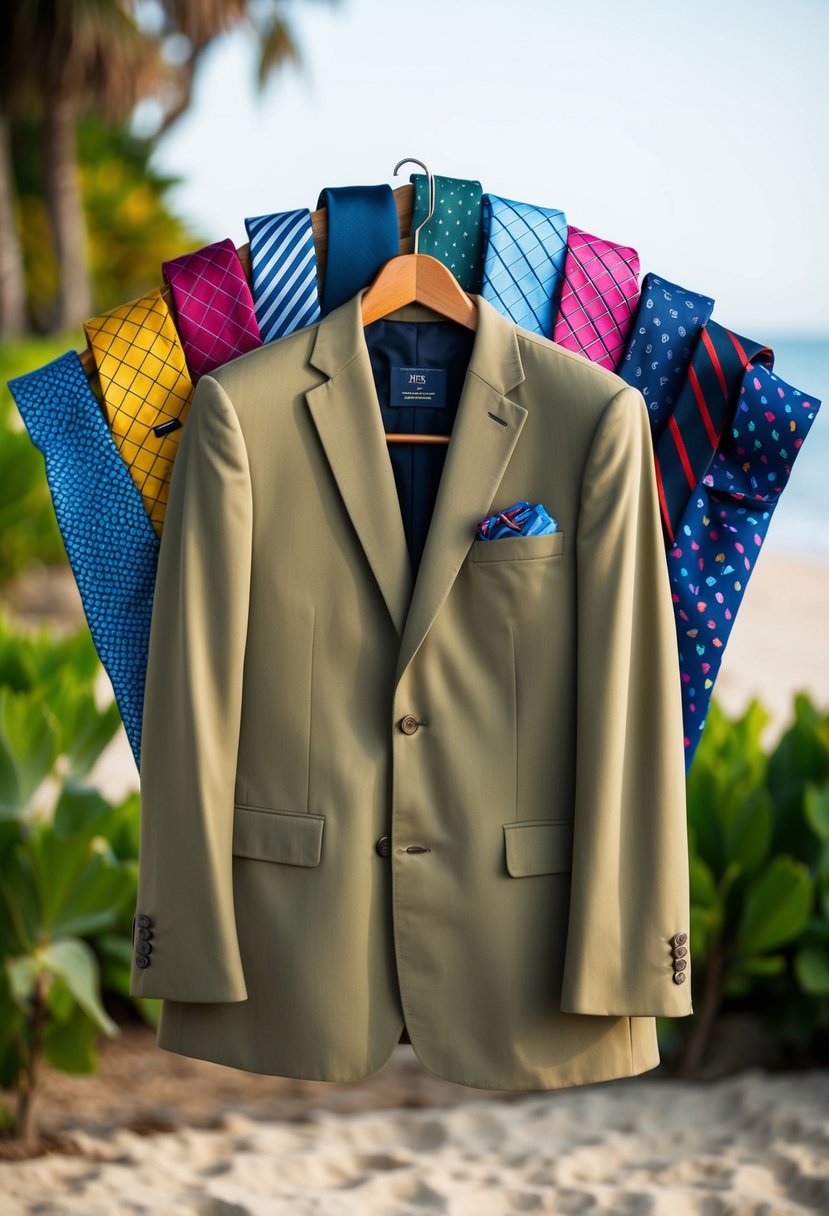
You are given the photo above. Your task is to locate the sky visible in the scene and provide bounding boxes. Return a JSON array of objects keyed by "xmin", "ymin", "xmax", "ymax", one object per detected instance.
[{"xmin": 149, "ymin": 0, "xmax": 829, "ymax": 337}]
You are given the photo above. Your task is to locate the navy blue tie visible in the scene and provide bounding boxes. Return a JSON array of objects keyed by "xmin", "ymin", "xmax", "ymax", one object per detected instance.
[
  {"xmin": 616, "ymin": 273, "xmax": 715, "ymax": 440},
  {"xmin": 317, "ymin": 185, "xmax": 399, "ymax": 314}
]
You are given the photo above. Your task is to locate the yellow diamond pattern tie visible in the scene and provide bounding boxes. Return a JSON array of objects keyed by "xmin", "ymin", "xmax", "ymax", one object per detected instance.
[{"xmin": 84, "ymin": 288, "xmax": 194, "ymax": 535}]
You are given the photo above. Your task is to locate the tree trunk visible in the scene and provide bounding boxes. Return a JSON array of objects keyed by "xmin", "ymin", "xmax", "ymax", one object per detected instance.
[
  {"xmin": 42, "ymin": 92, "xmax": 92, "ymax": 333},
  {"xmin": 0, "ymin": 112, "xmax": 28, "ymax": 337},
  {"xmin": 15, "ymin": 971, "xmax": 48, "ymax": 1143}
]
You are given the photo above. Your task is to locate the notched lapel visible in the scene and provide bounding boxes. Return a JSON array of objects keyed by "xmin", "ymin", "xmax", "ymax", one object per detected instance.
[
  {"xmin": 305, "ymin": 306, "xmax": 414, "ymax": 639},
  {"xmin": 394, "ymin": 299, "xmax": 528, "ymax": 685},
  {"xmin": 304, "ymin": 292, "xmax": 530, "ymax": 680}
]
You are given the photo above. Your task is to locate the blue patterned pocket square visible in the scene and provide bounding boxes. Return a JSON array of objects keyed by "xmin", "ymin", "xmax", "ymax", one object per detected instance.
[{"xmin": 475, "ymin": 500, "xmax": 559, "ymax": 540}]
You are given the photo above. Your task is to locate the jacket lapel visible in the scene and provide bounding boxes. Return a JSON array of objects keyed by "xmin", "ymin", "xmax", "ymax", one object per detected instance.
[{"xmin": 304, "ymin": 292, "xmax": 528, "ymax": 675}]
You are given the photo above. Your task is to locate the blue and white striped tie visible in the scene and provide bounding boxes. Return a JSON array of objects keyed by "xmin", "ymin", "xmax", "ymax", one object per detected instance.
[{"xmin": 244, "ymin": 208, "xmax": 321, "ymax": 343}]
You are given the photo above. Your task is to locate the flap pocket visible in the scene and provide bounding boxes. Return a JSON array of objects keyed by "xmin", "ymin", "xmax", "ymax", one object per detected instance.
[
  {"xmin": 232, "ymin": 804, "xmax": 324, "ymax": 866},
  {"xmin": 472, "ymin": 531, "xmax": 564, "ymax": 563},
  {"xmin": 504, "ymin": 818, "xmax": 574, "ymax": 877}
]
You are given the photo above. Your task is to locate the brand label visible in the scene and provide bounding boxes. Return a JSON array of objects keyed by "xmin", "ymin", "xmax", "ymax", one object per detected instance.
[{"xmin": 390, "ymin": 367, "xmax": 447, "ymax": 409}]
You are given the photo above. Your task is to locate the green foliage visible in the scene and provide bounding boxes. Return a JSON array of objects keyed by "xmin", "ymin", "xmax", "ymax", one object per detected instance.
[
  {"xmin": 0, "ymin": 335, "xmax": 74, "ymax": 584},
  {"xmin": 681, "ymin": 692, "xmax": 829, "ymax": 1060},
  {"xmin": 11, "ymin": 114, "xmax": 205, "ymax": 327},
  {"xmin": 0, "ymin": 611, "xmax": 151, "ymax": 1138}
]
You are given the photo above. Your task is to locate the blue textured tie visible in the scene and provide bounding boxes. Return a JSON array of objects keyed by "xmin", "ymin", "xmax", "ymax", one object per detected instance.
[
  {"xmin": 480, "ymin": 194, "xmax": 568, "ymax": 337},
  {"xmin": 244, "ymin": 208, "xmax": 321, "ymax": 343},
  {"xmin": 668, "ymin": 360, "xmax": 821, "ymax": 771},
  {"xmin": 616, "ymin": 273, "xmax": 715, "ymax": 439},
  {"xmin": 7, "ymin": 351, "xmax": 159, "ymax": 773},
  {"xmin": 317, "ymin": 185, "xmax": 399, "ymax": 314}
]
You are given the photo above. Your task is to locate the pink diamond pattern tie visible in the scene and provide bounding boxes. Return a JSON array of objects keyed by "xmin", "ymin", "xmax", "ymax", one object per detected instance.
[
  {"xmin": 162, "ymin": 238, "xmax": 261, "ymax": 382},
  {"xmin": 552, "ymin": 227, "xmax": 640, "ymax": 369}
]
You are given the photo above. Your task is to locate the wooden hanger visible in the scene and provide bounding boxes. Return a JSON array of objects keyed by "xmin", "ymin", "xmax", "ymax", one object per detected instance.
[{"xmin": 361, "ymin": 158, "xmax": 478, "ymax": 446}]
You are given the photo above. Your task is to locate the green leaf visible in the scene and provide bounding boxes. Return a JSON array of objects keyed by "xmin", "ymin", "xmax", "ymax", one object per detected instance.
[
  {"xmin": 0, "ymin": 685, "xmax": 60, "ymax": 817},
  {"xmin": 804, "ymin": 781, "xmax": 829, "ymax": 843},
  {"xmin": 5, "ymin": 953, "xmax": 39, "ymax": 1005},
  {"xmin": 45, "ymin": 975, "xmax": 76, "ymax": 1022},
  {"xmin": 737, "ymin": 856, "xmax": 813, "ymax": 954},
  {"xmin": 43, "ymin": 1003, "xmax": 102, "ymax": 1074},
  {"xmin": 794, "ymin": 946, "xmax": 829, "ymax": 995},
  {"xmin": 689, "ymin": 851, "xmax": 720, "ymax": 908},
  {"xmin": 37, "ymin": 939, "xmax": 118, "ymax": 1036}
]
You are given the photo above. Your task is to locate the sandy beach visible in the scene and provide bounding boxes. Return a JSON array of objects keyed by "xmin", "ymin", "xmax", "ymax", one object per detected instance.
[
  {"xmin": 2, "ymin": 1061, "xmax": 828, "ymax": 1215},
  {"xmin": 1, "ymin": 550, "xmax": 827, "ymax": 1213}
]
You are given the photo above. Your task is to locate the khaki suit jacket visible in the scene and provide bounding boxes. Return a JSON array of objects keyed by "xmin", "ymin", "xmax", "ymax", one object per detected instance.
[{"xmin": 129, "ymin": 290, "xmax": 693, "ymax": 1091}]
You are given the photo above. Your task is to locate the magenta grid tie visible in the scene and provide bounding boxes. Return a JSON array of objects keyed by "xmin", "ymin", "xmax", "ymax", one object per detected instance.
[
  {"xmin": 552, "ymin": 227, "xmax": 640, "ymax": 370},
  {"xmin": 162, "ymin": 238, "xmax": 262, "ymax": 382}
]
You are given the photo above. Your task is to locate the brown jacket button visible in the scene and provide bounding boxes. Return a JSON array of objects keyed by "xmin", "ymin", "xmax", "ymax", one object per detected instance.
[
  {"xmin": 376, "ymin": 836, "xmax": 391, "ymax": 857},
  {"xmin": 135, "ymin": 955, "xmax": 150, "ymax": 969},
  {"xmin": 673, "ymin": 945, "xmax": 687, "ymax": 958},
  {"xmin": 672, "ymin": 971, "xmax": 686, "ymax": 984},
  {"xmin": 136, "ymin": 939, "xmax": 153, "ymax": 956},
  {"xmin": 671, "ymin": 931, "xmax": 687, "ymax": 947},
  {"xmin": 673, "ymin": 958, "xmax": 687, "ymax": 971},
  {"xmin": 137, "ymin": 913, "xmax": 152, "ymax": 928},
  {"xmin": 400, "ymin": 715, "xmax": 420, "ymax": 735}
]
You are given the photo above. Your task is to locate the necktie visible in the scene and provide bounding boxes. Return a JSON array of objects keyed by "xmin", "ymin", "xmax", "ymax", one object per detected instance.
[
  {"xmin": 479, "ymin": 194, "xmax": 568, "ymax": 337},
  {"xmin": 162, "ymin": 238, "xmax": 261, "ymax": 381},
  {"xmin": 654, "ymin": 322, "xmax": 774, "ymax": 543},
  {"xmin": 409, "ymin": 174, "xmax": 485, "ymax": 292},
  {"xmin": 244, "ymin": 208, "xmax": 321, "ymax": 342},
  {"xmin": 617, "ymin": 273, "xmax": 715, "ymax": 439},
  {"xmin": 668, "ymin": 362, "xmax": 821, "ymax": 771},
  {"xmin": 317, "ymin": 185, "xmax": 399, "ymax": 314},
  {"xmin": 83, "ymin": 287, "xmax": 194, "ymax": 535},
  {"xmin": 7, "ymin": 351, "xmax": 160, "ymax": 773},
  {"xmin": 552, "ymin": 227, "xmax": 640, "ymax": 369}
]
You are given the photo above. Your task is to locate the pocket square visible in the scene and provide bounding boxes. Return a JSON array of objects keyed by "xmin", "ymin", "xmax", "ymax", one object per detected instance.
[{"xmin": 476, "ymin": 500, "xmax": 559, "ymax": 540}]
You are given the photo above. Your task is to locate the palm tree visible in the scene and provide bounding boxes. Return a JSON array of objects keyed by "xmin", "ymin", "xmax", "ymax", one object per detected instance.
[
  {"xmin": 0, "ymin": 0, "xmax": 334, "ymax": 337},
  {"xmin": 2, "ymin": 1, "xmax": 163, "ymax": 333}
]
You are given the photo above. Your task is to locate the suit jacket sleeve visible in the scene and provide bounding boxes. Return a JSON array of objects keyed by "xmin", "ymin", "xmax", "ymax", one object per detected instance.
[
  {"xmin": 129, "ymin": 374, "xmax": 252, "ymax": 1003},
  {"xmin": 559, "ymin": 384, "xmax": 693, "ymax": 1018}
]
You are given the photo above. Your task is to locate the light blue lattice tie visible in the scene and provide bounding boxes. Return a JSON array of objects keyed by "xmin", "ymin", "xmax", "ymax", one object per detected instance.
[{"xmin": 480, "ymin": 195, "xmax": 568, "ymax": 337}]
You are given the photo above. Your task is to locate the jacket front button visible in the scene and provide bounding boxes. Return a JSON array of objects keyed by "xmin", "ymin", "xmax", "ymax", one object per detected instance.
[
  {"xmin": 672, "ymin": 971, "xmax": 686, "ymax": 984},
  {"xmin": 399, "ymin": 714, "xmax": 420, "ymax": 735},
  {"xmin": 376, "ymin": 836, "xmax": 391, "ymax": 857}
]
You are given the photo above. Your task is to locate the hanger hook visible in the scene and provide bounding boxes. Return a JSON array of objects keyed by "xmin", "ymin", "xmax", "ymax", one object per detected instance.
[{"xmin": 394, "ymin": 157, "xmax": 435, "ymax": 256}]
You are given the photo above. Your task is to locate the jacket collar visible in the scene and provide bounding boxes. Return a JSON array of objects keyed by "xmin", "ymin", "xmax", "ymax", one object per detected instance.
[{"xmin": 305, "ymin": 289, "xmax": 528, "ymax": 688}]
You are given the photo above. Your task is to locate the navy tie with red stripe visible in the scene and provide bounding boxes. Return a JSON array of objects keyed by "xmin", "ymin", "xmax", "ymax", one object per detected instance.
[{"xmin": 653, "ymin": 321, "xmax": 773, "ymax": 543}]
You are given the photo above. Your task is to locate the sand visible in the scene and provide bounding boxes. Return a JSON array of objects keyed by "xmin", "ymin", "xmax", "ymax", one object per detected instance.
[{"xmin": 1, "ymin": 1065, "xmax": 828, "ymax": 1214}]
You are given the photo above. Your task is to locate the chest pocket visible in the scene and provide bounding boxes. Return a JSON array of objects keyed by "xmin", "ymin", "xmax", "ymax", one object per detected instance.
[{"xmin": 470, "ymin": 531, "xmax": 565, "ymax": 563}]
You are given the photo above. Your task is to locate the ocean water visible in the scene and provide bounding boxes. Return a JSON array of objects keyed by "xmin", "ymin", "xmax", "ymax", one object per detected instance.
[{"xmin": 756, "ymin": 337, "xmax": 828, "ymax": 565}]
